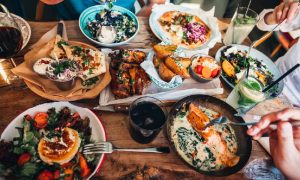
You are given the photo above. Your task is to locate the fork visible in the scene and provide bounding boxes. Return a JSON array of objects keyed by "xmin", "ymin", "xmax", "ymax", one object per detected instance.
[
  {"xmin": 204, "ymin": 116, "xmax": 300, "ymax": 129},
  {"xmin": 83, "ymin": 142, "xmax": 170, "ymax": 155}
]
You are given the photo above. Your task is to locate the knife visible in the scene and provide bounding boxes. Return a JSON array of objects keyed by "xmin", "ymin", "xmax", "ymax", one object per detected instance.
[
  {"xmin": 57, "ymin": 21, "xmax": 64, "ymax": 37},
  {"xmin": 69, "ymin": 102, "xmax": 130, "ymax": 113}
]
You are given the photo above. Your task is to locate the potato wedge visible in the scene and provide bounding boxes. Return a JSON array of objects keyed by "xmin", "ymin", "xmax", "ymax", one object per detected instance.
[
  {"xmin": 153, "ymin": 44, "xmax": 177, "ymax": 59},
  {"xmin": 153, "ymin": 55, "xmax": 162, "ymax": 68},
  {"xmin": 165, "ymin": 57, "xmax": 190, "ymax": 79},
  {"xmin": 159, "ymin": 62, "xmax": 176, "ymax": 82},
  {"xmin": 175, "ymin": 57, "xmax": 191, "ymax": 69}
]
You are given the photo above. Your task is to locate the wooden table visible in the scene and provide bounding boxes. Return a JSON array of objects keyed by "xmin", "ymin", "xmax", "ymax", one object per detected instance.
[{"xmin": 0, "ymin": 17, "xmax": 290, "ymax": 179}]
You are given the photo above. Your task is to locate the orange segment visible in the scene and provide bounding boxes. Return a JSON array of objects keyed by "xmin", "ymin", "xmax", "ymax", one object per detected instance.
[{"xmin": 202, "ymin": 66, "xmax": 212, "ymax": 78}]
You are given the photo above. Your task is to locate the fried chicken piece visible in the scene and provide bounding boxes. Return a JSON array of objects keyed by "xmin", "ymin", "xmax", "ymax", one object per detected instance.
[
  {"xmin": 110, "ymin": 68, "xmax": 131, "ymax": 98},
  {"xmin": 122, "ymin": 50, "xmax": 146, "ymax": 64}
]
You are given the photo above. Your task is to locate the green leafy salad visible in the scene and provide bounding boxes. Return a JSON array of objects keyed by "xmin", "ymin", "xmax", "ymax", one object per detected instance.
[{"xmin": 0, "ymin": 107, "xmax": 99, "ymax": 180}]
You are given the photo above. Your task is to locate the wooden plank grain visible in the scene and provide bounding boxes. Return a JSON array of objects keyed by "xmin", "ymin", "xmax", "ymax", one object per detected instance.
[{"xmin": 0, "ymin": 18, "xmax": 273, "ymax": 179}]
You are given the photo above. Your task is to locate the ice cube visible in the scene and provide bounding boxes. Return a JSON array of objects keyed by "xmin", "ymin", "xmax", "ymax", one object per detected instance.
[
  {"xmin": 131, "ymin": 109, "xmax": 139, "ymax": 117},
  {"xmin": 143, "ymin": 117, "xmax": 155, "ymax": 127}
]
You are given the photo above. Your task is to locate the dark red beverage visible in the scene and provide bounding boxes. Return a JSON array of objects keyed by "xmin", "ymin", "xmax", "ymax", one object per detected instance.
[
  {"xmin": 0, "ymin": 26, "xmax": 23, "ymax": 58},
  {"xmin": 129, "ymin": 101, "xmax": 166, "ymax": 144}
]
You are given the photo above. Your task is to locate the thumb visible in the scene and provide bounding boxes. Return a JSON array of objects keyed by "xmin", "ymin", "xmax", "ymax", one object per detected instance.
[{"xmin": 277, "ymin": 122, "xmax": 297, "ymax": 154}]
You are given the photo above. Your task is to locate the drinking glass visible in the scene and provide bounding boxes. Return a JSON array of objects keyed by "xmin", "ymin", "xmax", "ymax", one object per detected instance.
[
  {"xmin": 0, "ymin": 4, "xmax": 23, "ymax": 87},
  {"xmin": 0, "ymin": 4, "xmax": 23, "ymax": 59},
  {"xmin": 226, "ymin": 76, "xmax": 267, "ymax": 114},
  {"xmin": 223, "ymin": 7, "xmax": 259, "ymax": 45},
  {"xmin": 129, "ymin": 96, "xmax": 167, "ymax": 144}
]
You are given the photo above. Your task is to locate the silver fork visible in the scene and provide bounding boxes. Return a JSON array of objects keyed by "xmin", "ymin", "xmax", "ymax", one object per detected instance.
[
  {"xmin": 204, "ymin": 116, "xmax": 300, "ymax": 129},
  {"xmin": 83, "ymin": 142, "xmax": 170, "ymax": 155}
]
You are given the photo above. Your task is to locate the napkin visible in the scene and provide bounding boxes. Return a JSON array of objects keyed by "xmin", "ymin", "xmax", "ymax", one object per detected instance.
[
  {"xmin": 12, "ymin": 22, "xmax": 111, "ymax": 101},
  {"xmin": 140, "ymin": 60, "xmax": 183, "ymax": 87},
  {"xmin": 98, "ymin": 48, "xmax": 223, "ymax": 108},
  {"xmin": 243, "ymin": 95, "xmax": 293, "ymax": 154},
  {"xmin": 30, "ymin": 20, "xmax": 68, "ymax": 49},
  {"xmin": 140, "ymin": 48, "xmax": 209, "ymax": 88}
]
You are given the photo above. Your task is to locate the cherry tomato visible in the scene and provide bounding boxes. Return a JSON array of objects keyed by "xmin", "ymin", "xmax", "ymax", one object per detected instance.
[
  {"xmin": 34, "ymin": 112, "xmax": 48, "ymax": 129},
  {"xmin": 17, "ymin": 153, "xmax": 31, "ymax": 166},
  {"xmin": 211, "ymin": 68, "xmax": 220, "ymax": 78},
  {"xmin": 37, "ymin": 170, "xmax": 53, "ymax": 180},
  {"xmin": 195, "ymin": 65, "xmax": 203, "ymax": 75},
  {"xmin": 53, "ymin": 170, "xmax": 60, "ymax": 179}
]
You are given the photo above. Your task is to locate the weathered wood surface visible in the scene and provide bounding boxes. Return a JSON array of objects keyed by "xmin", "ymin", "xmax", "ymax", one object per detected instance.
[{"xmin": 0, "ymin": 17, "xmax": 287, "ymax": 179}]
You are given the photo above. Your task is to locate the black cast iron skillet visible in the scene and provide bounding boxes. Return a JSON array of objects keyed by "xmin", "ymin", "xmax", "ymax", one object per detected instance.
[{"xmin": 166, "ymin": 94, "xmax": 252, "ymax": 176}]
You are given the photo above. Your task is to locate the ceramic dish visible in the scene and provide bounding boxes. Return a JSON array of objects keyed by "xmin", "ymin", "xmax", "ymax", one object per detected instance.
[
  {"xmin": 79, "ymin": 5, "xmax": 139, "ymax": 47},
  {"xmin": 167, "ymin": 95, "xmax": 252, "ymax": 176},
  {"xmin": 189, "ymin": 54, "xmax": 221, "ymax": 82},
  {"xmin": 149, "ymin": 4, "xmax": 221, "ymax": 50},
  {"xmin": 215, "ymin": 44, "xmax": 284, "ymax": 94},
  {"xmin": 0, "ymin": 12, "xmax": 31, "ymax": 50},
  {"xmin": 0, "ymin": 102, "xmax": 106, "ymax": 179},
  {"xmin": 22, "ymin": 41, "xmax": 111, "ymax": 101}
]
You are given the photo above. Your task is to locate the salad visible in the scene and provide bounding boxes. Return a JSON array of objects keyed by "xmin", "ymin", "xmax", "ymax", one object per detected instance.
[
  {"xmin": 87, "ymin": 9, "xmax": 137, "ymax": 43},
  {"xmin": 192, "ymin": 55, "xmax": 220, "ymax": 79},
  {"xmin": 0, "ymin": 107, "xmax": 98, "ymax": 179},
  {"xmin": 46, "ymin": 60, "xmax": 79, "ymax": 82},
  {"xmin": 220, "ymin": 46, "xmax": 274, "ymax": 86}
]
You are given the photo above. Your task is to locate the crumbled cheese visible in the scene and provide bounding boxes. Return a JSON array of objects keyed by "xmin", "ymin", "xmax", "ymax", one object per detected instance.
[
  {"xmin": 201, "ymin": 60, "xmax": 219, "ymax": 70},
  {"xmin": 224, "ymin": 46, "xmax": 238, "ymax": 56}
]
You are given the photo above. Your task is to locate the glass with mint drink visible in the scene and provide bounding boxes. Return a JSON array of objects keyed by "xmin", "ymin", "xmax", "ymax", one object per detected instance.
[
  {"xmin": 226, "ymin": 77, "xmax": 265, "ymax": 110},
  {"xmin": 223, "ymin": 7, "xmax": 258, "ymax": 45}
]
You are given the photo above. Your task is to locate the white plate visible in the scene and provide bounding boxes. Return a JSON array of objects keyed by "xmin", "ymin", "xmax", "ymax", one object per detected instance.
[
  {"xmin": 0, "ymin": 102, "xmax": 106, "ymax": 179},
  {"xmin": 149, "ymin": 4, "xmax": 221, "ymax": 50},
  {"xmin": 0, "ymin": 12, "xmax": 31, "ymax": 50},
  {"xmin": 215, "ymin": 44, "xmax": 284, "ymax": 94}
]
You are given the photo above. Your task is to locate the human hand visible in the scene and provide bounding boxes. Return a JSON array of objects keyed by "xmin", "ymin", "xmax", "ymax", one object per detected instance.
[
  {"xmin": 265, "ymin": 1, "xmax": 299, "ymax": 25},
  {"xmin": 247, "ymin": 108, "xmax": 300, "ymax": 179},
  {"xmin": 40, "ymin": 0, "xmax": 64, "ymax": 5}
]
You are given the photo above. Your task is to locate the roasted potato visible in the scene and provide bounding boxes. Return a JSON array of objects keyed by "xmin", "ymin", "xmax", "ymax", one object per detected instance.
[
  {"xmin": 174, "ymin": 57, "xmax": 191, "ymax": 68},
  {"xmin": 153, "ymin": 44, "xmax": 177, "ymax": 59},
  {"xmin": 153, "ymin": 55, "xmax": 162, "ymax": 68},
  {"xmin": 159, "ymin": 62, "xmax": 176, "ymax": 82},
  {"xmin": 165, "ymin": 57, "xmax": 190, "ymax": 79}
]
